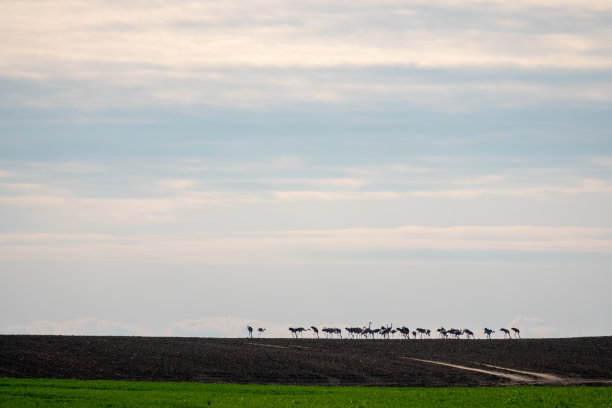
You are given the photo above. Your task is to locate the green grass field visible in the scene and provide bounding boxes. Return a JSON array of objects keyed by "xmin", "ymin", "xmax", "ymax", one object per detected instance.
[{"xmin": 1, "ymin": 378, "xmax": 611, "ymax": 407}]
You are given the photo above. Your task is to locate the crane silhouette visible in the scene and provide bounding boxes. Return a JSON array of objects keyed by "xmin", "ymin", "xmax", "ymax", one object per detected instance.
[
  {"xmin": 247, "ymin": 326, "xmax": 253, "ymax": 338},
  {"xmin": 257, "ymin": 328, "xmax": 266, "ymax": 338},
  {"xmin": 448, "ymin": 328, "xmax": 462, "ymax": 338},
  {"xmin": 398, "ymin": 327, "xmax": 410, "ymax": 339},
  {"xmin": 280, "ymin": 321, "xmax": 522, "ymax": 340},
  {"xmin": 311, "ymin": 326, "xmax": 319, "ymax": 338},
  {"xmin": 379, "ymin": 324, "xmax": 393, "ymax": 339}
]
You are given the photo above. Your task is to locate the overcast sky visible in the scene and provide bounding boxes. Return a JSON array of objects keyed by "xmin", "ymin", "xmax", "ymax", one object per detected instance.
[{"xmin": 1, "ymin": 0, "xmax": 611, "ymax": 339}]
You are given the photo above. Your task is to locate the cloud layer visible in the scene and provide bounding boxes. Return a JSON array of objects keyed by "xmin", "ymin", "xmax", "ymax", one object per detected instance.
[
  {"xmin": 2, "ymin": 1, "xmax": 611, "ymax": 109},
  {"xmin": 1, "ymin": 1, "xmax": 611, "ymax": 339},
  {"xmin": 1, "ymin": 225, "xmax": 611, "ymax": 266},
  {"xmin": 3, "ymin": 1, "xmax": 611, "ymax": 72}
]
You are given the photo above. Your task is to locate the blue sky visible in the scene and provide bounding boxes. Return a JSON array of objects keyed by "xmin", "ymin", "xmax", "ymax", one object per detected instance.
[{"xmin": 1, "ymin": 0, "xmax": 611, "ymax": 338}]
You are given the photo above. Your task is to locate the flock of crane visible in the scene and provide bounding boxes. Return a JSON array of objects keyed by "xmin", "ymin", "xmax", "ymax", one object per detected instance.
[{"xmin": 247, "ymin": 324, "xmax": 521, "ymax": 339}]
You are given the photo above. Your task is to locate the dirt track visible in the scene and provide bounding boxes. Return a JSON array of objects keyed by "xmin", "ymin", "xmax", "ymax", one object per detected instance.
[{"xmin": 1, "ymin": 335, "xmax": 611, "ymax": 387}]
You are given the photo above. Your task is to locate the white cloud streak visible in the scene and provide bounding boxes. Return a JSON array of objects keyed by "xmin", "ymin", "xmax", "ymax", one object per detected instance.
[
  {"xmin": 2, "ymin": 175, "xmax": 610, "ymax": 214},
  {"xmin": 412, "ymin": 178, "xmax": 612, "ymax": 198},
  {"xmin": 1, "ymin": 158, "xmax": 611, "ymax": 232},
  {"xmin": 1, "ymin": 225, "xmax": 610, "ymax": 265}
]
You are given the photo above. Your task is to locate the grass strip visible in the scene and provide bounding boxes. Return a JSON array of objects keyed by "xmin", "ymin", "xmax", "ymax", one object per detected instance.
[{"xmin": 1, "ymin": 377, "xmax": 611, "ymax": 407}]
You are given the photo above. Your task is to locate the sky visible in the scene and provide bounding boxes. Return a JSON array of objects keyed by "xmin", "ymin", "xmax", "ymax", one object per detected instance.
[{"xmin": 1, "ymin": 0, "xmax": 611, "ymax": 339}]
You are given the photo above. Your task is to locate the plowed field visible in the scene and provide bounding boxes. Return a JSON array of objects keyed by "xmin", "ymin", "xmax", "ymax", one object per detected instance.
[{"xmin": 1, "ymin": 335, "xmax": 611, "ymax": 387}]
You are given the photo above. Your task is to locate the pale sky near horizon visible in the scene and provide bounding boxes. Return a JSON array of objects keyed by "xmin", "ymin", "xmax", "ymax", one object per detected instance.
[{"xmin": 1, "ymin": 0, "xmax": 611, "ymax": 339}]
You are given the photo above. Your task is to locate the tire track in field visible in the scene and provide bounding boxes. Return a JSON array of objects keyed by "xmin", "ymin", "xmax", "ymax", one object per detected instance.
[
  {"xmin": 478, "ymin": 364, "xmax": 564, "ymax": 383},
  {"xmin": 403, "ymin": 358, "xmax": 532, "ymax": 383},
  {"xmin": 478, "ymin": 364, "xmax": 612, "ymax": 385},
  {"xmin": 404, "ymin": 358, "xmax": 612, "ymax": 385},
  {"xmin": 245, "ymin": 342, "xmax": 312, "ymax": 350}
]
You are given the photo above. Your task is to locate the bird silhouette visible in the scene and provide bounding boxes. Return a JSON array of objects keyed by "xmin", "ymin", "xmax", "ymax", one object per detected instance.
[{"xmin": 310, "ymin": 326, "xmax": 319, "ymax": 338}]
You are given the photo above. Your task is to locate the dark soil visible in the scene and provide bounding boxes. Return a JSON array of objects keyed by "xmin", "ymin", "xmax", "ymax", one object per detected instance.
[{"xmin": 1, "ymin": 335, "xmax": 611, "ymax": 387}]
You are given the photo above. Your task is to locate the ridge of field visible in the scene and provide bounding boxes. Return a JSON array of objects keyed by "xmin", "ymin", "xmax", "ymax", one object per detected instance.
[
  {"xmin": 1, "ymin": 335, "xmax": 611, "ymax": 387},
  {"xmin": 2, "ymin": 378, "xmax": 612, "ymax": 408}
]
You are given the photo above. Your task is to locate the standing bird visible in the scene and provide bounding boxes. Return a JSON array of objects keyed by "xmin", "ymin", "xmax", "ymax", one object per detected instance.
[
  {"xmin": 380, "ymin": 324, "xmax": 392, "ymax": 339},
  {"xmin": 500, "ymin": 328, "xmax": 511, "ymax": 338},
  {"xmin": 247, "ymin": 326, "xmax": 254, "ymax": 338},
  {"xmin": 484, "ymin": 328, "xmax": 494, "ymax": 339},
  {"xmin": 311, "ymin": 326, "xmax": 319, "ymax": 338},
  {"xmin": 398, "ymin": 327, "xmax": 411, "ymax": 339},
  {"xmin": 257, "ymin": 328, "xmax": 266, "ymax": 338},
  {"xmin": 448, "ymin": 328, "xmax": 463, "ymax": 338},
  {"xmin": 511, "ymin": 327, "xmax": 521, "ymax": 338}
]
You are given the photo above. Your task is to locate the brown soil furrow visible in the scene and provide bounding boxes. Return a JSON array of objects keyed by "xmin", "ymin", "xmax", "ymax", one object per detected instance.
[
  {"xmin": 244, "ymin": 342, "xmax": 292, "ymax": 349},
  {"xmin": 1, "ymin": 335, "xmax": 611, "ymax": 386}
]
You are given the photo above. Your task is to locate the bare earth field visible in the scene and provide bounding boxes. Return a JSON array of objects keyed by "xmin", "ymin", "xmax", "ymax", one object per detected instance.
[{"xmin": 1, "ymin": 335, "xmax": 610, "ymax": 387}]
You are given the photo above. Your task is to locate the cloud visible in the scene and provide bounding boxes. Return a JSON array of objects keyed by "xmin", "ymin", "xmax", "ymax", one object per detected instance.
[
  {"xmin": 303, "ymin": 178, "xmax": 367, "ymax": 189},
  {"xmin": 590, "ymin": 156, "xmax": 612, "ymax": 168},
  {"xmin": 1, "ymin": 157, "xmax": 611, "ymax": 237},
  {"xmin": 1, "ymin": 225, "xmax": 610, "ymax": 265},
  {"xmin": 0, "ymin": 195, "xmax": 185, "ymax": 224},
  {"xmin": 27, "ymin": 162, "xmax": 106, "ymax": 174},
  {"xmin": 3, "ymin": 1, "xmax": 610, "ymax": 73},
  {"xmin": 2, "ymin": 0, "xmax": 611, "ymax": 109},
  {"xmin": 159, "ymin": 178, "xmax": 198, "ymax": 190},
  {"xmin": 6, "ymin": 67, "xmax": 612, "ymax": 111},
  {"xmin": 0, "ymin": 182, "xmax": 69, "ymax": 196},
  {"xmin": 506, "ymin": 315, "xmax": 559, "ymax": 338},
  {"xmin": 4, "ymin": 317, "xmax": 151, "ymax": 336},
  {"xmin": 270, "ymin": 190, "xmax": 403, "ymax": 201},
  {"xmin": 412, "ymin": 178, "xmax": 612, "ymax": 199}
]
